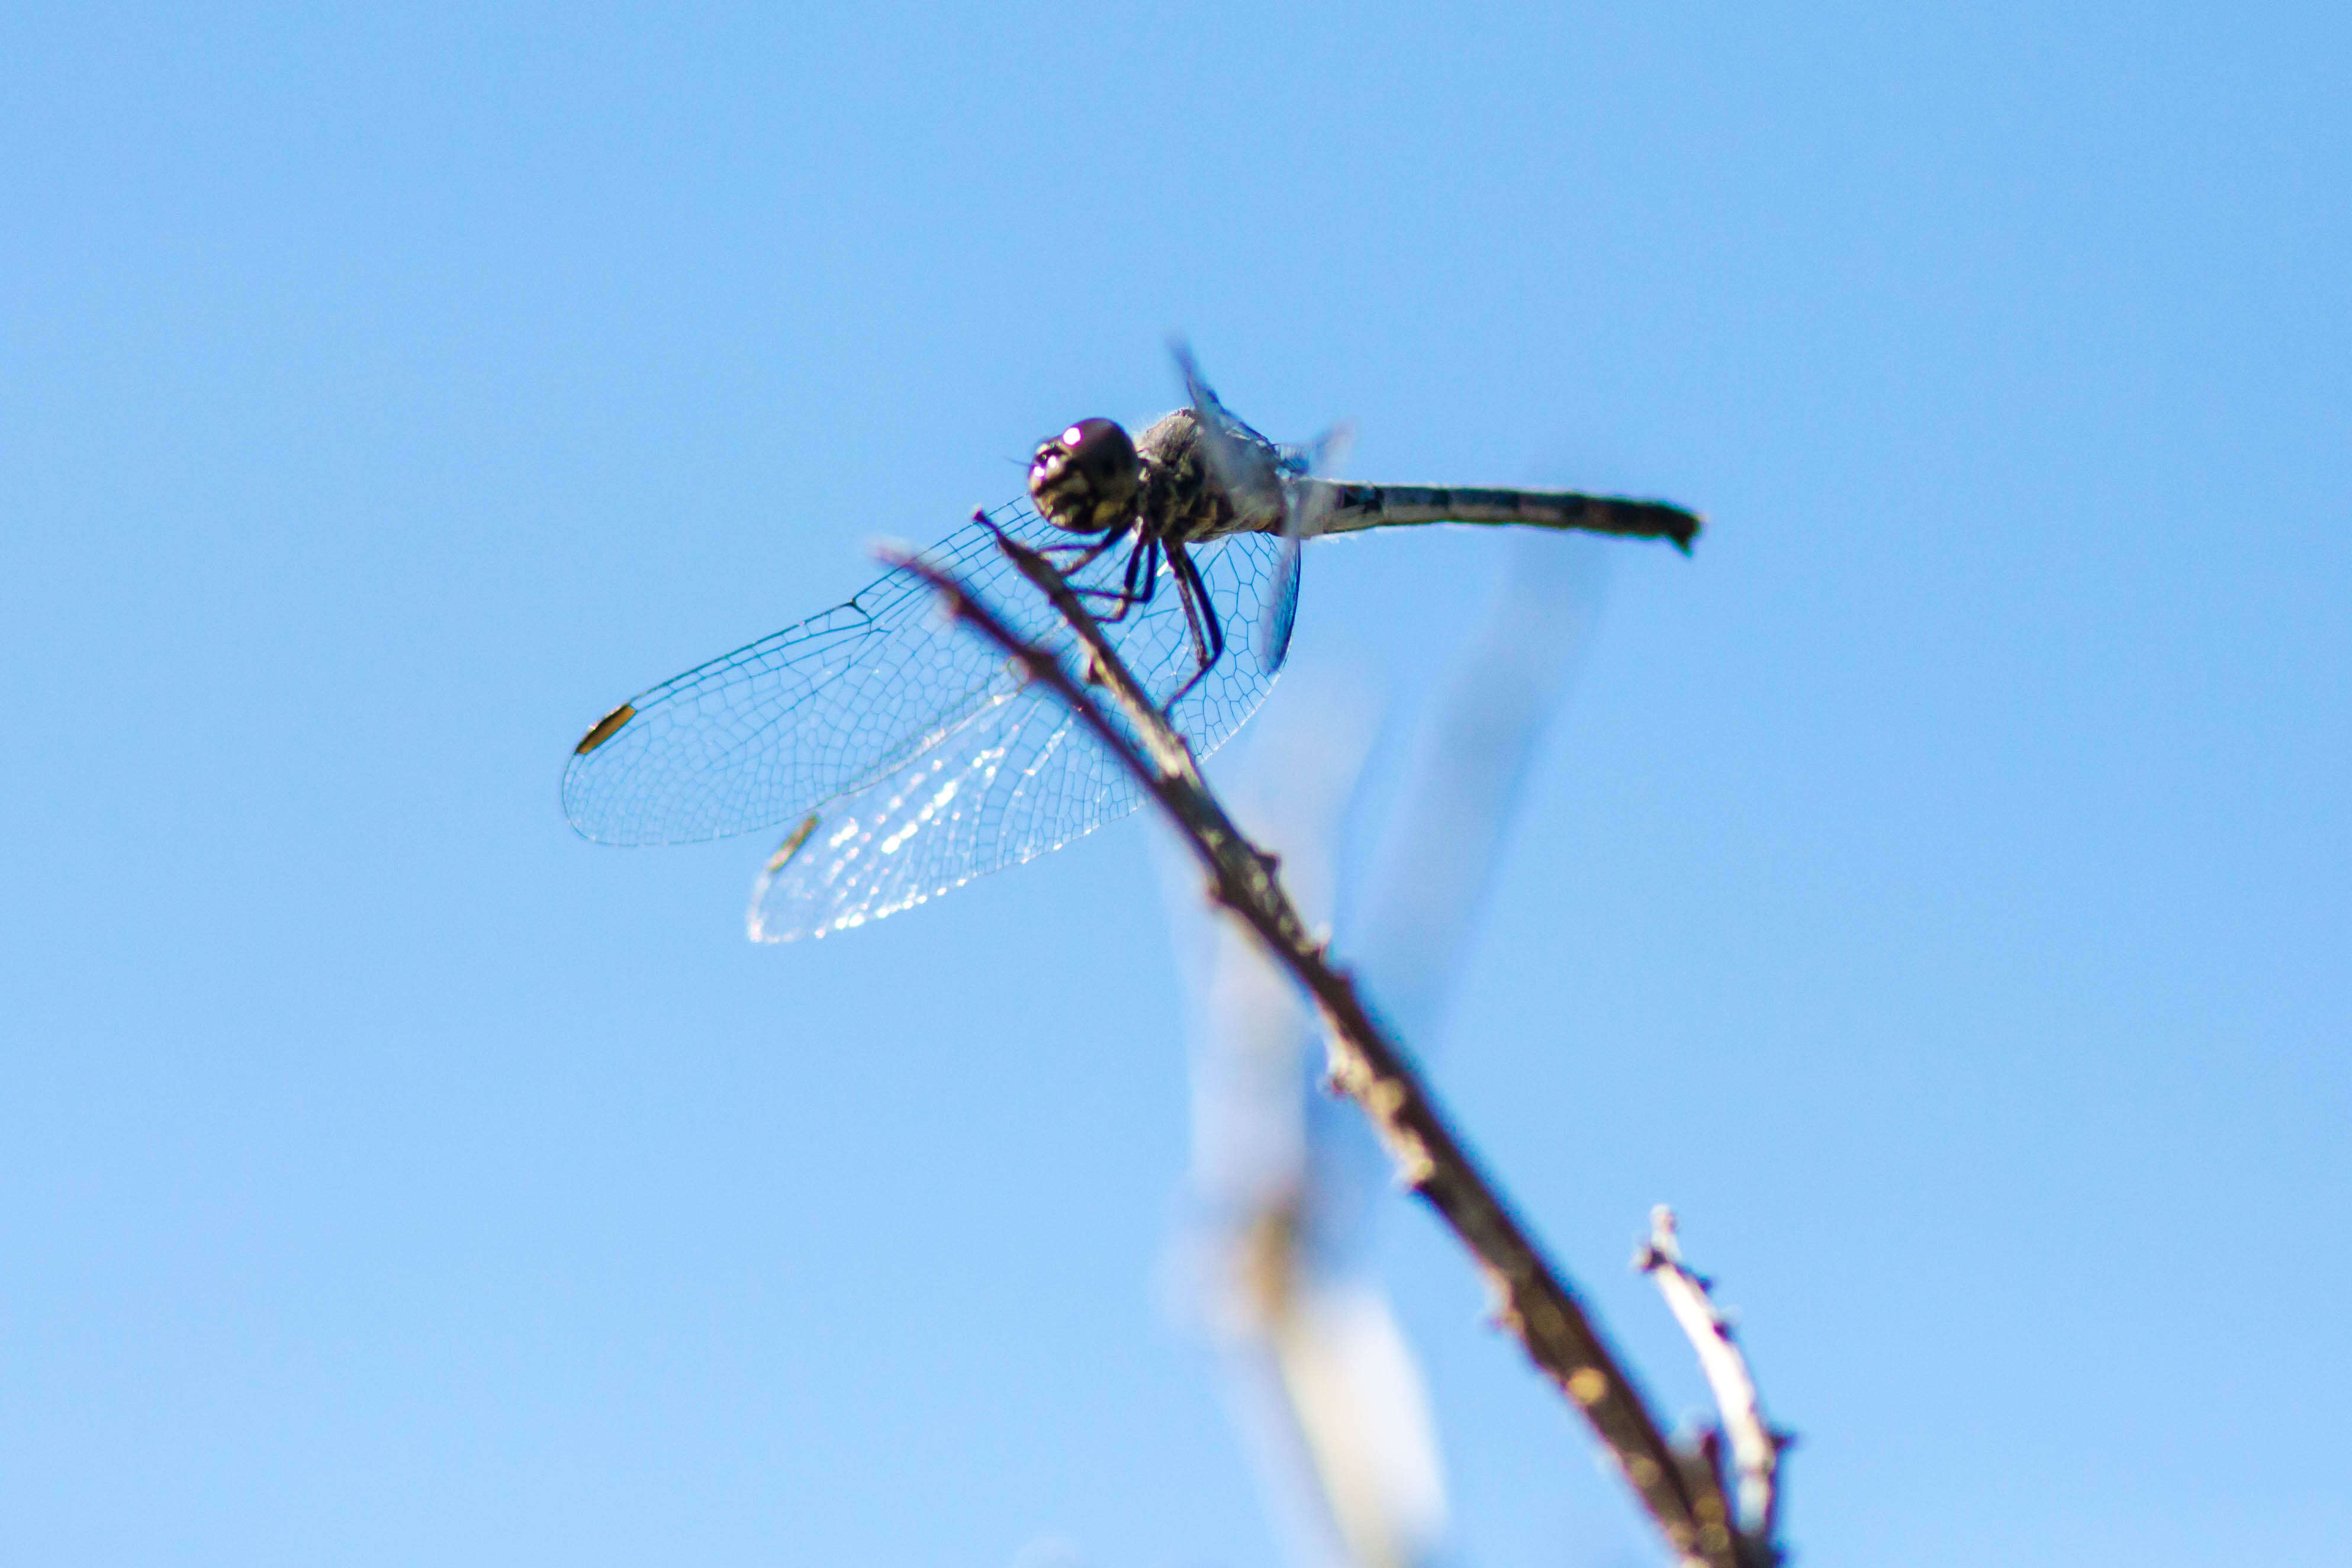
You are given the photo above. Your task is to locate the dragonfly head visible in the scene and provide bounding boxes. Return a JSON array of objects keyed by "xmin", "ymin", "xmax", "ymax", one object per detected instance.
[{"xmin": 1029, "ymin": 417, "xmax": 1141, "ymax": 534}]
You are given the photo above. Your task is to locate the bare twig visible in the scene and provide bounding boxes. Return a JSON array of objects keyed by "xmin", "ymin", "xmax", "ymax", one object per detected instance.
[
  {"xmin": 882, "ymin": 527, "xmax": 1742, "ymax": 1568},
  {"xmin": 1636, "ymin": 1208, "xmax": 1790, "ymax": 1566}
]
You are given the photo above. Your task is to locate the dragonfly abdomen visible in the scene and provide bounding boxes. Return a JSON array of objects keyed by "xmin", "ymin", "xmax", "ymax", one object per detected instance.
[{"xmin": 1302, "ymin": 481, "xmax": 1701, "ymax": 553}]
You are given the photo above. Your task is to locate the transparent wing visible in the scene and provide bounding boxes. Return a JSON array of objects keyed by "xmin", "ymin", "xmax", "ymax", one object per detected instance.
[
  {"xmin": 1266, "ymin": 420, "xmax": 1353, "ymax": 667},
  {"xmin": 1173, "ymin": 341, "xmax": 1287, "ymax": 527},
  {"xmin": 1169, "ymin": 343, "xmax": 1341, "ymax": 669},
  {"xmin": 564, "ymin": 500, "xmax": 1289, "ymax": 846},
  {"xmin": 747, "ymin": 684, "xmax": 1106, "ymax": 941},
  {"xmin": 747, "ymin": 530, "xmax": 1290, "ymax": 941}
]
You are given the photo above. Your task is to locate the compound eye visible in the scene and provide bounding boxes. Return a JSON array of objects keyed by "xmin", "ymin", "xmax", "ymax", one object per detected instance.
[
  {"xmin": 1029, "ymin": 416, "xmax": 1140, "ymax": 534},
  {"xmin": 1061, "ymin": 418, "xmax": 1137, "ymax": 486}
]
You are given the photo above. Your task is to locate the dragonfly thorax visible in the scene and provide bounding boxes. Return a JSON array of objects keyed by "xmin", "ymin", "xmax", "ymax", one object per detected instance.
[
  {"xmin": 1028, "ymin": 417, "xmax": 1141, "ymax": 535},
  {"xmin": 1134, "ymin": 407, "xmax": 1286, "ymax": 544}
]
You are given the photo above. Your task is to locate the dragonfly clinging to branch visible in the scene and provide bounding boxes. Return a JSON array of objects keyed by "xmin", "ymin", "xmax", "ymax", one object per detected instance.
[{"xmin": 562, "ymin": 350, "xmax": 1700, "ymax": 940}]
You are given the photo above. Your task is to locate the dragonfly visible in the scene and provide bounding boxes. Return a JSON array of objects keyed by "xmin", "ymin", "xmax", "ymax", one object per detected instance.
[{"xmin": 562, "ymin": 353, "xmax": 1700, "ymax": 941}]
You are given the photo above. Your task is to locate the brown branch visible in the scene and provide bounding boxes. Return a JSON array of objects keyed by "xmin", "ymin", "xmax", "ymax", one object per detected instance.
[
  {"xmin": 880, "ymin": 526, "xmax": 1742, "ymax": 1568},
  {"xmin": 1636, "ymin": 1208, "xmax": 1791, "ymax": 1567}
]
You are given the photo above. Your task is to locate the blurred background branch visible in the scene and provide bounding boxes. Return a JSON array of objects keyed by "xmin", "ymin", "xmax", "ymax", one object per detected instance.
[
  {"xmin": 1161, "ymin": 534, "xmax": 1605, "ymax": 1567},
  {"xmin": 1156, "ymin": 661, "xmax": 1441, "ymax": 1568},
  {"xmin": 895, "ymin": 531, "xmax": 1785, "ymax": 1568}
]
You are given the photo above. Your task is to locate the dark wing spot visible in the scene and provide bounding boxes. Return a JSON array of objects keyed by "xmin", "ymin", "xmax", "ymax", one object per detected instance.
[
  {"xmin": 575, "ymin": 702, "xmax": 637, "ymax": 755},
  {"xmin": 764, "ymin": 813, "xmax": 821, "ymax": 872}
]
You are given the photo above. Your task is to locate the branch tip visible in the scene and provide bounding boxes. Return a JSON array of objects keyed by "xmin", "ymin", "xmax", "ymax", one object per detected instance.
[{"xmin": 1640, "ymin": 1207, "xmax": 1787, "ymax": 1566}]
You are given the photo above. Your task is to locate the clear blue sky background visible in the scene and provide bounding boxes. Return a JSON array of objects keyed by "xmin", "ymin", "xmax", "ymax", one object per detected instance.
[{"xmin": 7, "ymin": 5, "xmax": 2347, "ymax": 1565}]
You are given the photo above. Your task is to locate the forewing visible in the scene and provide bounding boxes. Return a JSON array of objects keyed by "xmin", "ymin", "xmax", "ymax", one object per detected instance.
[
  {"xmin": 746, "ymin": 524, "xmax": 1292, "ymax": 938},
  {"xmin": 566, "ymin": 504, "xmax": 1289, "ymax": 848},
  {"xmin": 562, "ymin": 509, "xmax": 1043, "ymax": 844},
  {"xmin": 1173, "ymin": 342, "xmax": 1288, "ymax": 526}
]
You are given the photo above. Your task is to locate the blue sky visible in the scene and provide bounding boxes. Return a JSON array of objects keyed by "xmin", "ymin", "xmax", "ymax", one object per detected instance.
[{"xmin": 5, "ymin": 4, "xmax": 2347, "ymax": 1565}]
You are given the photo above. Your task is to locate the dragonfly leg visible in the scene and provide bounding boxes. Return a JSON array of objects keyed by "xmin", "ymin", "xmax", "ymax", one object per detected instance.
[
  {"xmin": 986, "ymin": 508, "xmax": 1154, "ymax": 624},
  {"xmin": 1077, "ymin": 532, "xmax": 1162, "ymax": 626},
  {"xmin": 992, "ymin": 507, "xmax": 1138, "ymax": 603},
  {"xmin": 1163, "ymin": 540, "xmax": 1226, "ymax": 710},
  {"xmin": 1043, "ymin": 529, "xmax": 1127, "ymax": 577}
]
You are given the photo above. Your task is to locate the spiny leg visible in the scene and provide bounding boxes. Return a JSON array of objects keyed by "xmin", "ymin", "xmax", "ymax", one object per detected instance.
[
  {"xmin": 1163, "ymin": 540, "xmax": 1227, "ymax": 711},
  {"xmin": 979, "ymin": 507, "xmax": 1158, "ymax": 628},
  {"xmin": 1000, "ymin": 509, "xmax": 1139, "ymax": 603},
  {"xmin": 1073, "ymin": 530, "xmax": 1163, "ymax": 627},
  {"xmin": 1099, "ymin": 533, "xmax": 1162, "ymax": 624},
  {"xmin": 1044, "ymin": 526, "xmax": 1132, "ymax": 582}
]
